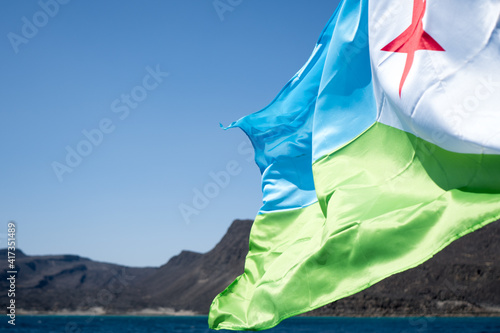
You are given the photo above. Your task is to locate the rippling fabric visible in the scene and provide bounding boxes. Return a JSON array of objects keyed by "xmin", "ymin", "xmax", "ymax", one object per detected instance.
[
  {"xmin": 370, "ymin": 0, "xmax": 500, "ymax": 155},
  {"xmin": 224, "ymin": 0, "xmax": 376, "ymax": 213},
  {"xmin": 209, "ymin": 0, "xmax": 500, "ymax": 330},
  {"xmin": 312, "ymin": 0, "xmax": 376, "ymax": 161},
  {"xmin": 210, "ymin": 123, "xmax": 500, "ymax": 331}
]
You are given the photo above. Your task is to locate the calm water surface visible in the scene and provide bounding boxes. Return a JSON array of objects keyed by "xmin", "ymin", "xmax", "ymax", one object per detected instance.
[{"xmin": 2, "ymin": 316, "xmax": 500, "ymax": 332}]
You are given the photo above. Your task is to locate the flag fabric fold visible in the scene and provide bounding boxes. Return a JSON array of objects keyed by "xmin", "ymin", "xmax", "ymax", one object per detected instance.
[{"xmin": 209, "ymin": 0, "xmax": 500, "ymax": 330}]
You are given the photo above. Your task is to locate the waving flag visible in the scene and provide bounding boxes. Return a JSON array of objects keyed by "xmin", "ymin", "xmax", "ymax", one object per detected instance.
[{"xmin": 209, "ymin": 0, "xmax": 500, "ymax": 330}]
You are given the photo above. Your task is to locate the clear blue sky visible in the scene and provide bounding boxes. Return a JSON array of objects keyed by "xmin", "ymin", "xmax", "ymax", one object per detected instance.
[{"xmin": 0, "ymin": 0, "xmax": 340, "ymax": 267}]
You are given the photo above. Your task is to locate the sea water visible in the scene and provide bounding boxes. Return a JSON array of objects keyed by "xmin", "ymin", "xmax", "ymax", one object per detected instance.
[{"xmin": 2, "ymin": 316, "xmax": 500, "ymax": 332}]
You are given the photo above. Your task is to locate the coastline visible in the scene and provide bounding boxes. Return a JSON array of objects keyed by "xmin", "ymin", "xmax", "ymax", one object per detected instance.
[{"xmin": 16, "ymin": 309, "xmax": 500, "ymax": 318}]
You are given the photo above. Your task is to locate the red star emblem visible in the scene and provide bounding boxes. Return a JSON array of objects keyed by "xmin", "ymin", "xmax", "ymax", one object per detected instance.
[{"xmin": 381, "ymin": 0, "xmax": 445, "ymax": 97}]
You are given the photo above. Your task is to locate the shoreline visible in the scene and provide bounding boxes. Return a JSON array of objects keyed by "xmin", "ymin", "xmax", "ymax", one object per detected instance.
[{"xmin": 16, "ymin": 311, "xmax": 500, "ymax": 318}]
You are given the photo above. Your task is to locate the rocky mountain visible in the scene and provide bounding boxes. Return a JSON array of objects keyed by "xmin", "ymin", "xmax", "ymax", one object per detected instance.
[
  {"xmin": 109, "ymin": 219, "xmax": 253, "ymax": 313},
  {"xmin": 0, "ymin": 219, "xmax": 498, "ymax": 316},
  {"xmin": 0, "ymin": 219, "xmax": 252, "ymax": 315},
  {"xmin": 0, "ymin": 249, "xmax": 157, "ymax": 313}
]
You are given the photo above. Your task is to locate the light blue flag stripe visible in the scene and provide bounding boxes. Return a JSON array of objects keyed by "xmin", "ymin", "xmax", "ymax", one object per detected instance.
[
  {"xmin": 312, "ymin": 0, "xmax": 376, "ymax": 161},
  {"xmin": 226, "ymin": 0, "xmax": 376, "ymax": 213}
]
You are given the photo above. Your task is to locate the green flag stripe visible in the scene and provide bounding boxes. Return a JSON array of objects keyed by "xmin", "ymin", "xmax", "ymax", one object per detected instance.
[
  {"xmin": 208, "ymin": 122, "xmax": 500, "ymax": 331},
  {"xmin": 209, "ymin": 203, "xmax": 325, "ymax": 330}
]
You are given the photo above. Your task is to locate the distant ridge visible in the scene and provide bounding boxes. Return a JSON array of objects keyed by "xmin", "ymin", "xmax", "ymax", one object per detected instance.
[
  {"xmin": 111, "ymin": 219, "xmax": 253, "ymax": 313},
  {"xmin": 0, "ymin": 219, "xmax": 498, "ymax": 316}
]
